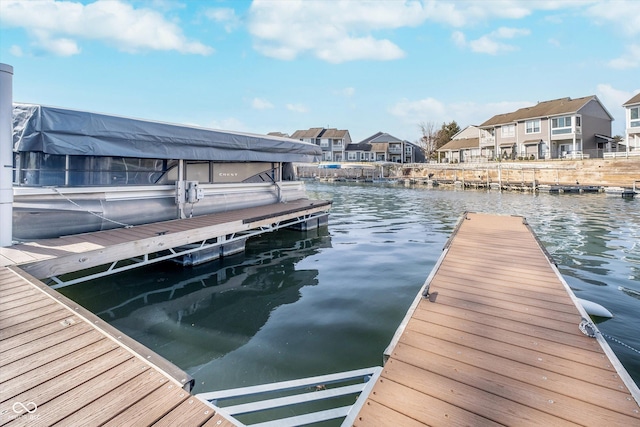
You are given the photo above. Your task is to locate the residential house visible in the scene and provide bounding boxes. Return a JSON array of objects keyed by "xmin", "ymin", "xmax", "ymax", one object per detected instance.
[
  {"xmin": 623, "ymin": 93, "xmax": 640, "ymax": 155},
  {"xmin": 290, "ymin": 127, "xmax": 351, "ymax": 162},
  {"xmin": 436, "ymin": 126, "xmax": 481, "ymax": 163},
  {"xmin": 345, "ymin": 132, "xmax": 425, "ymax": 163},
  {"xmin": 478, "ymin": 96, "xmax": 614, "ymax": 160}
]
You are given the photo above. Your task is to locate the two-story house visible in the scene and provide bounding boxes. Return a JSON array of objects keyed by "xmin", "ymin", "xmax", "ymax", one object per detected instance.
[
  {"xmin": 479, "ymin": 96, "xmax": 614, "ymax": 160},
  {"xmin": 290, "ymin": 128, "xmax": 351, "ymax": 162},
  {"xmin": 623, "ymin": 93, "xmax": 640, "ymax": 156},
  {"xmin": 345, "ymin": 132, "xmax": 424, "ymax": 163},
  {"xmin": 436, "ymin": 126, "xmax": 481, "ymax": 163}
]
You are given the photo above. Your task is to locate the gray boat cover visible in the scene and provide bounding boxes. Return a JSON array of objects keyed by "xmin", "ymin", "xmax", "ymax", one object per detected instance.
[{"xmin": 12, "ymin": 103, "xmax": 321, "ymax": 162}]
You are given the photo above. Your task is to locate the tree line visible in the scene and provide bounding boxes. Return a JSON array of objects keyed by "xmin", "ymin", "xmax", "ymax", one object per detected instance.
[{"xmin": 416, "ymin": 120, "xmax": 461, "ymax": 161}]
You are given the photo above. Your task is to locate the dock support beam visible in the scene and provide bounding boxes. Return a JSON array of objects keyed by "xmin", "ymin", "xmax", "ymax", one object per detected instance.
[{"xmin": 0, "ymin": 63, "xmax": 14, "ymax": 247}]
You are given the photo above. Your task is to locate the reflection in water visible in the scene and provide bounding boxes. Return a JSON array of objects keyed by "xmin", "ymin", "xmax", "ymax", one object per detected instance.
[
  {"xmin": 65, "ymin": 227, "xmax": 330, "ymax": 370},
  {"xmin": 61, "ymin": 182, "xmax": 640, "ymax": 393}
]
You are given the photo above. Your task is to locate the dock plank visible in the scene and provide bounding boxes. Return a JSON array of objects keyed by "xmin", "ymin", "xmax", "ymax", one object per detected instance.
[
  {"xmin": 391, "ymin": 343, "xmax": 638, "ymax": 426},
  {"xmin": 356, "ymin": 212, "xmax": 640, "ymax": 426},
  {"xmin": 0, "ymin": 266, "xmax": 236, "ymax": 426},
  {"xmin": 0, "ymin": 314, "xmax": 85, "ymax": 353},
  {"xmin": 0, "ymin": 340, "xmax": 120, "ymax": 402},
  {"xmin": 101, "ymin": 382, "xmax": 188, "ymax": 427},
  {"xmin": 54, "ymin": 368, "xmax": 173, "ymax": 426},
  {"xmin": 22, "ymin": 357, "xmax": 151, "ymax": 427},
  {"xmin": 155, "ymin": 397, "xmax": 218, "ymax": 427},
  {"xmin": 0, "ymin": 199, "xmax": 330, "ymax": 281},
  {"xmin": 0, "ymin": 307, "xmax": 69, "ymax": 340}
]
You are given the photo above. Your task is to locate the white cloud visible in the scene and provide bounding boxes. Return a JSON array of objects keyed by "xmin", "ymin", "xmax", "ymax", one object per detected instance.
[
  {"xmin": 247, "ymin": 0, "xmax": 419, "ymax": 62},
  {"xmin": 9, "ymin": 45, "xmax": 24, "ymax": 57},
  {"xmin": 596, "ymin": 84, "xmax": 639, "ymax": 135},
  {"xmin": 421, "ymin": 0, "xmax": 533, "ymax": 27},
  {"xmin": 0, "ymin": 0, "xmax": 213, "ymax": 56},
  {"xmin": 596, "ymin": 84, "xmax": 637, "ymax": 111},
  {"xmin": 245, "ymin": 1, "xmax": 626, "ymax": 63},
  {"xmin": 286, "ymin": 103, "xmax": 308, "ymax": 113},
  {"xmin": 205, "ymin": 7, "xmax": 241, "ymax": 33},
  {"xmin": 337, "ymin": 87, "xmax": 356, "ymax": 97},
  {"xmin": 208, "ymin": 117, "xmax": 248, "ymax": 132},
  {"xmin": 388, "ymin": 97, "xmax": 446, "ymax": 124},
  {"xmin": 548, "ymin": 38, "xmax": 561, "ymax": 47},
  {"xmin": 585, "ymin": 1, "xmax": 640, "ymax": 36},
  {"xmin": 452, "ymin": 31, "xmax": 466, "ymax": 47},
  {"xmin": 389, "ymin": 97, "xmax": 532, "ymax": 128},
  {"xmin": 454, "ymin": 27, "xmax": 530, "ymax": 55},
  {"xmin": 251, "ymin": 97, "xmax": 274, "ymax": 110},
  {"xmin": 608, "ymin": 44, "xmax": 640, "ymax": 70}
]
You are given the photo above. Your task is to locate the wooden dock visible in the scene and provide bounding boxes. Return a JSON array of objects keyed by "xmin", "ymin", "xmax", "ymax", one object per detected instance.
[
  {"xmin": 0, "ymin": 265, "xmax": 235, "ymax": 426},
  {"xmin": 0, "ymin": 199, "xmax": 331, "ymax": 426},
  {"xmin": 0, "ymin": 199, "xmax": 330, "ymax": 285},
  {"xmin": 354, "ymin": 212, "xmax": 640, "ymax": 426}
]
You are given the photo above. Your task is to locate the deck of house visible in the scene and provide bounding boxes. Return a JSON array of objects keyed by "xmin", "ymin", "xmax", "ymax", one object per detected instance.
[
  {"xmin": 0, "ymin": 265, "xmax": 236, "ymax": 426},
  {"xmin": 353, "ymin": 212, "xmax": 640, "ymax": 426}
]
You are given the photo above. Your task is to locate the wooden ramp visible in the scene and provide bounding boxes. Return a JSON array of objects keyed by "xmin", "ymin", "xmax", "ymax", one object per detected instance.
[
  {"xmin": 0, "ymin": 199, "xmax": 330, "ymax": 284},
  {"xmin": 354, "ymin": 212, "xmax": 640, "ymax": 426},
  {"xmin": 0, "ymin": 266, "xmax": 235, "ymax": 426}
]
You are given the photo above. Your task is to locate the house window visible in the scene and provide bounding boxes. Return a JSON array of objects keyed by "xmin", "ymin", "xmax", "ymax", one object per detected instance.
[
  {"xmin": 347, "ymin": 152, "xmax": 357, "ymax": 160},
  {"xmin": 501, "ymin": 124, "xmax": 515, "ymax": 137},
  {"xmin": 525, "ymin": 119, "xmax": 540, "ymax": 134},
  {"xmin": 552, "ymin": 116, "xmax": 572, "ymax": 134},
  {"xmin": 631, "ymin": 107, "xmax": 640, "ymax": 127},
  {"xmin": 332, "ymin": 139, "xmax": 343, "ymax": 147},
  {"xmin": 320, "ymin": 139, "xmax": 329, "ymax": 147}
]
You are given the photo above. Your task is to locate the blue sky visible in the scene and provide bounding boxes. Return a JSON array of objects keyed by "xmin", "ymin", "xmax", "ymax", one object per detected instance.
[{"xmin": 1, "ymin": 0, "xmax": 638, "ymax": 143}]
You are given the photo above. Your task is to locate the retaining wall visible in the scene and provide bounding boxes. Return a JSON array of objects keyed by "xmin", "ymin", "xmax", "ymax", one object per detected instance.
[{"xmin": 298, "ymin": 158, "xmax": 640, "ymax": 188}]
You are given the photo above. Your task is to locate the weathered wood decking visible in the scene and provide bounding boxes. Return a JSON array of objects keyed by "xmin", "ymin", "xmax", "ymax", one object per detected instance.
[
  {"xmin": 0, "ymin": 266, "xmax": 235, "ymax": 426},
  {"xmin": 0, "ymin": 199, "xmax": 331, "ymax": 281},
  {"xmin": 354, "ymin": 212, "xmax": 640, "ymax": 426}
]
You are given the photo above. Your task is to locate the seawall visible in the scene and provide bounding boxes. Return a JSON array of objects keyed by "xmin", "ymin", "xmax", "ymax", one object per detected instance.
[{"xmin": 298, "ymin": 158, "xmax": 640, "ymax": 188}]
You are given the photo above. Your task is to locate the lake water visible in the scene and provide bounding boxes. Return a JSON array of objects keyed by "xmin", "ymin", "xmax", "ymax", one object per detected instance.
[{"xmin": 60, "ymin": 181, "xmax": 640, "ymax": 398}]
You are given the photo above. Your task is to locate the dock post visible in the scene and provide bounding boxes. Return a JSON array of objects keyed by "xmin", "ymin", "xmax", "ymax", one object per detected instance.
[{"xmin": 0, "ymin": 63, "xmax": 13, "ymax": 247}]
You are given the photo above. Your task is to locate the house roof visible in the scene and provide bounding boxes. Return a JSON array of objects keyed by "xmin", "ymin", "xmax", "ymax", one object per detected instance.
[
  {"xmin": 290, "ymin": 127, "xmax": 349, "ymax": 140},
  {"xmin": 623, "ymin": 93, "xmax": 640, "ymax": 107},
  {"xmin": 321, "ymin": 128, "xmax": 349, "ymax": 139},
  {"xmin": 357, "ymin": 131, "xmax": 385, "ymax": 144},
  {"xmin": 437, "ymin": 137, "xmax": 479, "ymax": 152},
  {"xmin": 479, "ymin": 96, "xmax": 607, "ymax": 127},
  {"xmin": 290, "ymin": 128, "xmax": 325, "ymax": 139},
  {"xmin": 346, "ymin": 131, "xmax": 406, "ymax": 152},
  {"xmin": 369, "ymin": 133, "xmax": 403, "ymax": 144},
  {"xmin": 345, "ymin": 143, "xmax": 371, "ymax": 151}
]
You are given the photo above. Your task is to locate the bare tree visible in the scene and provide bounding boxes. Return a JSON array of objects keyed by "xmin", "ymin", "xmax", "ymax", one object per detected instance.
[{"xmin": 417, "ymin": 121, "xmax": 438, "ymax": 159}]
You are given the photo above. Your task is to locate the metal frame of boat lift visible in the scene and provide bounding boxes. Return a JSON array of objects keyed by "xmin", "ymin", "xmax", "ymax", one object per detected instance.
[
  {"xmin": 46, "ymin": 210, "xmax": 328, "ymax": 289},
  {"xmin": 197, "ymin": 366, "xmax": 383, "ymax": 427}
]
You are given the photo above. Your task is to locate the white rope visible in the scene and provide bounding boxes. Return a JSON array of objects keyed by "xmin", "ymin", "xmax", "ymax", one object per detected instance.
[
  {"xmin": 53, "ymin": 188, "xmax": 133, "ymax": 228},
  {"xmin": 602, "ymin": 332, "xmax": 640, "ymax": 355}
]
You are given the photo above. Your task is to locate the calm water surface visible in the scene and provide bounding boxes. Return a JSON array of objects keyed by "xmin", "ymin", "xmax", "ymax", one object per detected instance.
[{"xmin": 60, "ymin": 181, "xmax": 640, "ymax": 394}]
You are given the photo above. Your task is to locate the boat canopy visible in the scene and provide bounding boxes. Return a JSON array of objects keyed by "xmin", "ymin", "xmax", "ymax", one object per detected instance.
[{"xmin": 12, "ymin": 103, "xmax": 321, "ymax": 163}]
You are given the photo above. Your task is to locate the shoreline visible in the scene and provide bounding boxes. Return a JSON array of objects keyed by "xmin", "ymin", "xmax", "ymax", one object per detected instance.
[{"xmin": 298, "ymin": 157, "xmax": 640, "ymax": 190}]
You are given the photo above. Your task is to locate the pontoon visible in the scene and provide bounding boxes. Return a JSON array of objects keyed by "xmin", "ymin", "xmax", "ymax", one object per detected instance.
[{"xmin": 11, "ymin": 103, "xmax": 321, "ymax": 240}]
